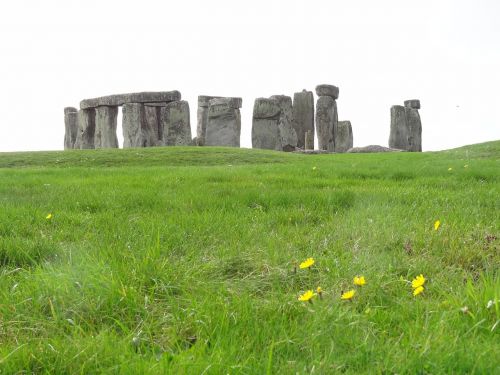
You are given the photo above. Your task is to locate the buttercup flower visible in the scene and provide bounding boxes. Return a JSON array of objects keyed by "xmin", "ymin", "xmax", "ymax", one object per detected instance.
[
  {"xmin": 448, "ymin": 167, "xmax": 453, "ymax": 171},
  {"xmin": 411, "ymin": 274, "xmax": 426, "ymax": 289},
  {"xmin": 341, "ymin": 290, "xmax": 356, "ymax": 300},
  {"xmin": 434, "ymin": 220, "xmax": 441, "ymax": 231},
  {"xmin": 413, "ymin": 286, "xmax": 424, "ymax": 296},
  {"xmin": 299, "ymin": 257, "xmax": 315, "ymax": 269},
  {"xmin": 317, "ymin": 286, "xmax": 323, "ymax": 299},
  {"xmin": 312, "ymin": 166, "xmax": 317, "ymax": 171},
  {"xmin": 46, "ymin": 213, "xmax": 53, "ymax": 220},
  {"xmin": 353, "ymin": 276, "xmax": 366, "ymax": 286},
  {"xmin": 298, "ymin": 290, "xmax": 316, "ymax": 302}
]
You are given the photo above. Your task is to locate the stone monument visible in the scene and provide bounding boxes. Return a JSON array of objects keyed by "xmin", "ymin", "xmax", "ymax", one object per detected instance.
[
  {"xmin": 292, "ymin": 90, "xmax": 314, "ymax": 149},
  {"xmin": 315, "ymin": 84, "xmax": 339, "ymax": 152},
  {"xmin": 205, "ymin": 97, "xmax": 242, "ymax": 147}
]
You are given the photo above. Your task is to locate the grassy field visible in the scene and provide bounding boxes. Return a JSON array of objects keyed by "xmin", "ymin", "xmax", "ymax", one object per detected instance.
[{"xmin": 0, "ymin": 141, "xmax": 499, "ymax": 374}]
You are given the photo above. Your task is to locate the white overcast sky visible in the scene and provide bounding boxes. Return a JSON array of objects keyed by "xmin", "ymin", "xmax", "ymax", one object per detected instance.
[{"xmin": 0, "ymin": 0, "xmax": 499, "ymax": 152}]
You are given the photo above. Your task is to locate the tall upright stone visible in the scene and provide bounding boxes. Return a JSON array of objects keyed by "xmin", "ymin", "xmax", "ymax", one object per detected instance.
[
  {"xmin": 161, "ymin": 100, "xmax": 192, "ymax": 146},
  {"xmin": 122, "ymin": 103, "xmax": 154, "ymax": 148},
  {"xmin": 404, "ymin": 100, "xmax": 422, "ymax": 152},
  {"xmin": 336, "ymin": 121, "xmax": 353, "ymax": 153},
  {"xmin": 389, "ymin": 100, "xmax": 422, "ymax": 151},
  {"xmin": 252, "ymin": 98, "xmax": 281, "ymax": 150},
  {"xmin": 315, "ymin": 85, "xmax": 339, "ymax": 152},
  {"xmin": 64, "ymin": 107, "xmax": 78, "ymax": 149},
  {"xmin": 77, "ymin": 108, "xmax": 96, "ymax": 149},
  {"xmin": 205, "ymin": 97, "xmax": 242, "ymax": 147},
  {"xmin": 95, "ymin": 106, "xmax": 119, "ymax": 149},
  {"xmin": 315, "ymin": 96, "xmax": 336, "ymax": 151},
  {"xmin": 292, "ymin": 90, "xmax": 314, "ymax": 149},
  {"xmin": 144, "ymin": 106, "xmax": 161, "ymax": 146},
  {"xmin": 270, "ymin": 95, "xmax": 297, "ymax": 151},
  {"xmin": 197, "ymin": 95, "xmax": 222, "ymax": 146}
]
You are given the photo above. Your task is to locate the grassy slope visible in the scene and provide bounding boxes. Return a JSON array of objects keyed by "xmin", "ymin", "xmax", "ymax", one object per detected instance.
[{"xmin": 0, "ymin": 141, "xmax": 499, "ymax": 374}]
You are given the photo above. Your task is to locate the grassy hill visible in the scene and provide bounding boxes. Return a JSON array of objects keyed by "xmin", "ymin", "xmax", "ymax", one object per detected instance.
[{"xmin": 0, "ymin": 141, "xmax": 499, "ymax": 374}]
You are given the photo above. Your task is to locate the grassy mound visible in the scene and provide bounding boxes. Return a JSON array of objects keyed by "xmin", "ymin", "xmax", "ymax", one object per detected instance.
[{"xmin": 0, "ymin": 141, "xmax": 498, "ymax": 373}]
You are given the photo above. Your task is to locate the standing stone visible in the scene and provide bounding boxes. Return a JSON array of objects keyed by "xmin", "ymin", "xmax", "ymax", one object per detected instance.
[
  {"xmin": 64, "ymin": 107, "xmax": 78, "ymax": 149},
  {"xmin": 144, "ymin": 106, "xmax": 161, "ymax": 146},
  {"xmin": 315, "ymin": 96, "xmax": 336, "ymax": 151},
  {"xmin": 270, "ymin": 95, "xmax": 297, "ymax": 151},
  {"xmin": 95, "ymin": 106, "xmax": 119, "ymax": 149},
  {"xmin": 389, "ymin": 105, "xmax": 409, "ymax": 150},
  {"xmin": 122, "ymin": 103, "xmax": 154, "ymax": 148},
  {"xmin": 405, "ymin": 107, "xmax": 422, "ymax": 152},
  {"xmin": 161, "ymin": 100, "xmax": 192, "ymax": 146},
  {"xmin": 336, "ymin": 121, "xmax": 353, "ymax": 153},
  {"xmin": 197, "ymin": 96, "xmax": 222, "ymax": 146},
  {"xmin": 404, "ymin": 99, "xmax": 421, "ymax": 110},
  {"xmin": 205, "ymin": 97, "xmax": 242, "ymax": 147},
  {"xmin": 77, "ymin": 109, "xmax": 96, "ymax": 149},
  {"xmin": 252, "ymin": 98, "xmax": 281, "ymax": 150},
  {"xmin": 292, "ymin": 90, "xmax": 314, "ymax": 149},
  {"xmin": 315, "ymin": 84, "xmax": 339, "ymax": 99}
]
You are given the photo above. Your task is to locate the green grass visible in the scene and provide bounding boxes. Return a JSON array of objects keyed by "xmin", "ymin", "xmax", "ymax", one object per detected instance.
[{"xmin": 0, "ymin": 141, "xmax": 499, "ymax": 374}]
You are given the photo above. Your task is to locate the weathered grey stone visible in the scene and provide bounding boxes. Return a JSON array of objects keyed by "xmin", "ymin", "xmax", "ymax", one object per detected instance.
[
  {"xmin": 336, "ymin": 121, "xmax": 353, "ymax": 153},
  {"xmin": 145, "ymin": 106, "xmax": 162, "ymax": 145},
  {"xmin": 405, "ymin": 107, "xmax": 422, "ymax": 152},
  {"xmin": 77, "ymin": 109, "xmax": 96, "ymax": 149},
  {"xmin": 315, "ymin": 84, "xmax": 339, "ymax": 99},
  {"xmin": 198, "ymin": 95, "xmax": 223, "ymax": 108},
  {"xmin": 95, "ymin": 106, "xmax": 119, "ymax": 149},
  {"xmin": 347, "ymin": 145, "xmax": 404, "ymax": 153},
  {"xmin": 305, "ymin": 130, "xmax": 314, "ymax": 150},
  {"xmin": 270, "ymin": 95, "xmax": 297, "ymax": 150},
  {"xmin": 144, "ymin": 102, "xmax": 169, "ymax": 107},
  {"xmin": 64, "ymin": 107, "xmax": 77, "ymax": 115},
  {"xmin": 209, "ymin": 97, "xmax": 242, "ymax": 109},
  {"xmin": 404, "ymin": 99, "xmax": 421, "ymax": 110},
  {"xmin": 64, "ymin": 108, "xmax": 78, "ymax": 149},
  {"xmin": 292, "ymin": 90, "xmax": 314, "ymax": 149},
  {"xmin": 252, "ymin": 98, "xmax": 281, "ymax": 150},
  {"xmin": 197, "ymin": 96, "xmax": 223, "ymax": 145},
  {"xmin": 253, "ymin": 98, "xmax": 281, "ymax": 119},
  {"xmin": 315, "ymin": 96, "xmax": 337, "ymax": 151},
  {"xmin": 205, "ymin": 98, "xmax": 241, "ymax": 147},
  {"xmin": 389, "ymin": 105, "xmax": 409, "ymax": 150},
  {"xmin": 80, "ymin": 91, "xmax": 181, "ymax": 109},
  {"xmin": 161, "ymin": 100, "xmax": 192, "ymax": 146},
  {"xmin": 122, "ymin": 103, "xmax": 155, "ymax": 148}
]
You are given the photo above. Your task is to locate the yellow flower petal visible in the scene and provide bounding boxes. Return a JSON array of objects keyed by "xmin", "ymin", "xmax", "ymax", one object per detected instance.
[
  {"xmin": 413, "ymin": 286, "xmax": 424, "ymax": 296},
  {"xmin": 299, "ymin": 257, "xmax": 315, "ymax": 269},
  {"xmin": 298, "ymin": 290, "xmax": 316, "ymax": 302},
  {"xmin": 46, "ymin": 213, "xmax": 53, "ymax": 220},
  {"xmin": 341, "ymin": 290, "xmax": 356, "ymax": 300},
  {"xmin": 448, "ymin": 167, "xmax": 453, "ymax": 171},
  {"xmin": 411, "ymin": 274, "xmax": 426, "ymax": 289},
  {"xmin": 434, "ymin": 220, "xmax": 441, "ymax": 231},
  {"xmin": 316, "ymin": 286, "xmax": 322, "ymax": 294},
  {"xmin": 353, "ymin": 276, "xmax": 366, "ymax": 286}
]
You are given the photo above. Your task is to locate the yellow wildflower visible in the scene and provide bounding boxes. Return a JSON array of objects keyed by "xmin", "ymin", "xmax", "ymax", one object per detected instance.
[
  {"xmin": 434, "ymin": 220, "xmax": 441, "ymax": 231},
  {"xmin": 298, "ymin": 290, "xmax": 316, "ymax": 302},
  {"xmin": 464, "ymin": 164, "xmax": 469, "ymax": 168},
  {"xmin": 341, "ymin": 290, "xmax": 355, "ymax": 300},
  {"xmin": 353, "ymin": 276, "xmax": 366, "ymax": 286},
  {"xmin": 299, "ymin": 257, "xmax": 315, "ymax": 269},
  {"xmin": 411, "ymin": 274, "xmax": 426, "ymax": 289},
  {"xmin": 312, "ymin": 166, "xmax": 317, "ymax": 170},
  {"xmin": 448, "ymin": 167, "xmax": 453, "ymax": 171},
  {"xmin": 316, "ymin": 286, "xmax": 322, "ymax": 294},
  {"xmin": 46, "ymin": 213, "xmax": 53, "ymax": 220},
  {"xmin": 413, "ymin": 286, "xmax": 424, "ymax": 296}
]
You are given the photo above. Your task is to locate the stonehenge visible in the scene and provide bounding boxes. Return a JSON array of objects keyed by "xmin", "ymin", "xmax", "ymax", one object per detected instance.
[
  {"xmin": 315, "ymin": 85, "xmax": 339, "ymax": 152},
  {"xmin": 95, "ymin": 106, "xmax": 119, "ymax": 149},
  {"xmin": 161, "ymin": 100, "xmax": 192, "ymax": 146},
  {"xmin": 336, "ymin": 121, "xmax": 353, "ymax": 153},
  {"xmin": 252, "ymin": 98, "xmax": 281, "ymax": 150},
  {"xmin": 292, "ymin": 90, "xmax": 314, "ymax": 149},
  {"xmin": 205, "ymin": 97, "xmax": 242, "ymax": 147},
  {"xmin": 389, "ymin": 99, "xmax": 422, "ymax": 152},
  {"xmin": 63, "ymin": 87, "xmax": 422, "ymax": 153},
  {"xmin": 64, "ymin": 107, "xmax": 78, "ymax": 150}
]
